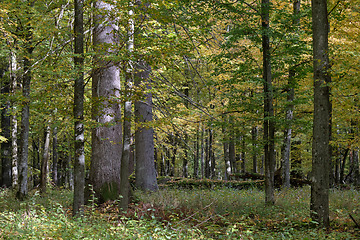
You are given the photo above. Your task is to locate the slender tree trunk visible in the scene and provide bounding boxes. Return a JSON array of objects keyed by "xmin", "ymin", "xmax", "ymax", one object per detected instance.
[
  {"xmin": 229, "ymin": 131, "xmax": 236, "ymax": 174},
  {"xmin": 40, "ymin": 126, "xmax": 50, "ymax": 193},
  {"xmin": 1, "ymin": 60, "xmax": 12, "ymax": 187},
  {"xmin": 223, "ymin": 127, "xmax": 231, "ymax": 180},
  {"xmin": 281, "ymin": 0, "xmax": 300, "ymax": 190},
  {"xmin": 205, "ymin": 129, "xmax": 210, "ymax": 178},
  {"xmin": 262, "ymin": 0, "xmax": 275, "ymax": 205},
  {"xmin": 310, "ymin": 0, "xmax": 332, "ymax": 227},
  {"xmin": 252, "ymin": 126, "xmax": 258, "ymax": 173},
  {"xmin": 281, "ymin": 70, "xmax": 295, "ymax": 189},
  {"xmin": 73, "ymin": 0, "xmax": 85, "ymax": 215},
  {"xmin": 200, "ymin": 124, "xmax": 205, "ymax": 179},
  {"xmin": 241, "ymin": 135, "xmax": 246, "ymax": 173},
  {"xmin": 339, "ymin": 148, "xmax": 348, "ymax": 184},
  {"xmin": 52, "ymin": 126, "xmax": 58, "ymax": 186},
  {"xmin": 10, "ymin": 51, "xmax": 18, "ymax": 189},
  {"xmin": 193, "ymin": 128, "xmax": 199, "ymax": 178},
  {"xmin": 90, "ymin": 1, "xmax": 122, "ymax": 202},
  {"xmin": 209, "ymin": 128, "xmax": 215, "ymax": 179},
  {"xmin": 120, "ymin": 1, "xmax": 134, "ymax": 210},
  {"xmin": 353, "ymin": 149, "xmax": 360, "ymax": 186}
]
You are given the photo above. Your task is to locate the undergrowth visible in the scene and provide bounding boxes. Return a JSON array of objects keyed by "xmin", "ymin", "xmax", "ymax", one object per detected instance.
[{"xmin": 0, "ymin": 186, "xmax": 358, "ymax": 239}]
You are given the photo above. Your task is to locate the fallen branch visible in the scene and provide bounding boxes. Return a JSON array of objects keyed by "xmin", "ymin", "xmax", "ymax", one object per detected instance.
[{"xmin": 349, "ymin": 214, "xmax": 360, "ymax": 228}]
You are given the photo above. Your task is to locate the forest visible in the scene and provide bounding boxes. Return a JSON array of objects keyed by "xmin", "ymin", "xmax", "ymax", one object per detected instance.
[{"xmin": 0, "ymin": 0, "xmax": 359, "ymax": 239}]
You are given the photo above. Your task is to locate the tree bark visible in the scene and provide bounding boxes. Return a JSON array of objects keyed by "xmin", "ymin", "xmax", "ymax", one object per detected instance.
[
  {"xmin": 52, "ymin": 126, "xmax": 58, "ymax": 186},
  {"xmin": 40, "ymin": 126, "xmax": 50, "ymax": 193},
  {"xmin": 310, "ymin": 0, "xmax": 332, "ymax": 227},
  {"xmin": 120, "ymin": 1, "xmax": 134, "ymax": 210},
  {"xmin": 134, "ymin": 61, "xmax": 158, "ymax": 191},
  {"xmin": 17, "ymin": 15, "xmax": 33, "ymax": 200},
  {"xmin": 73, "ymin": 0, "xmax": 85, "ymax": 216},
  {"xmin": 262, "ymin": 0, "xmax": 275, "ymax": 205},
  {"xmin": 353, "ymin": 149, "xmax": 360, "ymax": 186},
  {"xmin": 282, "ymin": 0, "xmax": 300, "ymax": 190},
  {"xmin": 10, "ymin": 50, "xmax": 18, "ymax": 189},
  {"xmin": 1, "ymin": 60, "xmax": 11, "ymax": 187},
  {"xmin": 90, "ymin": 1, "xmax": 122, "ymax": 202},
  {"xmin": 251, "ymin": 126, "xmax": 258, "ymax": 173}
]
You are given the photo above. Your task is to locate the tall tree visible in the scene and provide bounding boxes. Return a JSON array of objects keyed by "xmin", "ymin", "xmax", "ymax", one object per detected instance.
[
  {"xmin": 134, "ymin": 60, "xmax": 158, "ymax": 191},
  {"xmin": 133, "ymin": 0, "xmax": 158, "ymax": 192},
  {"xmin": 73, "ymin": 0, "xmax": 85, "ymax": 215},
  {"xmin": 90, "ymin": 0, "xmax": 122, "ymax": 202},
  {"xmin": 262, "ymin": 0, "xmax": 275, "ymax": 205},
  {"xmin": 17, "ymin": 3, "xmax": 34, "ymax": 199},
  {"xmin": 281, "ymin": 0, "xmax": 301, "ymax": 189},
  {"xmin": 310, "ymin": 0, "xmax": 332, "ymax": 227},
  {"xmin": 1, "ymin": 59, "xmax": 11, "ymax": 187},
  {"xmin": 120, "ymin": 1, "xmax": 135, "ymax": 210},
  {"xmin": 10, "ymin": 50, "xmax": 18, "ymax": 189}
]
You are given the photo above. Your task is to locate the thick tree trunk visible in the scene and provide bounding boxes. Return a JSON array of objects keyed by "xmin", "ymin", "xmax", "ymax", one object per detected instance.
[
  {"xmin": 18, "ymin": 21, "xmax": 33, "ymax": 200},
  {"xmin": 40, "ymin": 126, "xmax": 50, "ymax": 193},
  {"xmin": 90, "ymin": 1, "xmax": 122, "ymax": 202},
  {"xmin": 310, "ymin": 0, "xmax": 332, "ymax": 227},
  {"xmin": 73, "ymin": 0, "xmax": 85, "ymax": 215},
  {"xmin": 134, "ymin": 61, "xmax": 158, "ymax": 191},
  {"xmin": 262, "ymin": 0, "xmax": 275, "ymax": 205},
  {"xmin": 1, "ymin": 61, "xmax": 12, "ymax": 187}
]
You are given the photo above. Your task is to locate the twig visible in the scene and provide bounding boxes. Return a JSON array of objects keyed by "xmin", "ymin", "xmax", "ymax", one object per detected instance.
[{"xmin": 349, "ymin": 214, "xmax": 360, "ymax": 228}]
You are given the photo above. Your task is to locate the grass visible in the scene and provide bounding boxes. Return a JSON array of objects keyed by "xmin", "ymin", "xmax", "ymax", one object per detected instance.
[{"xmin": 0, "ymin": 186, "xmax": 358, "ymax": 239}]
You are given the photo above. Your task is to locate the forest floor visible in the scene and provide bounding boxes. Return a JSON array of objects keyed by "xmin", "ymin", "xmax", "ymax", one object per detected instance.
[{"xmin": 0, "ymin": 186, "xmax": 359, "ymax": 239}]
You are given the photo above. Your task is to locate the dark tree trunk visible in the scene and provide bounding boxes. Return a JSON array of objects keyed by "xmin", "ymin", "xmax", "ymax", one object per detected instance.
[
  {"xmin": 251, "ymin": 126, "xmax": 258, "ymax": 173},
  {"xmin": 73, "ymin": 0, "xmax": 85, "ymax": 215},
  {"xmin": 205, "ymin": 129, "xmax": 210, "ymax": 178},
  {"xmin": 200, "ymin": 125, "xmax": 205, "ymax": 179},
  {"xmin": 193, "ymin": 128, "xmax": 200, "ymax": 178},
  {"xmin": 209, "ymin": 128, "xmax": 215, "ymax": 179},
  {"xmin": 1, "ymin": 61, "xmax": 12, "ymax": 187},
  {"xmin": 262, "ymin": 0, "xmax": 275, "ymax": 205},
  {"xmin": 241, "ymin": 135, "xmax": 246, "ymax": 173},
  {"xmin": 353, "ymin": 149, "xmax": 360, "ymax": 186},
  {"xmin": 339, "ymin": 148, "xmax": 349, "ymax": 184},
  {"xmin": 310, "ymin": 0, "xmax": 332, "ymax": 227},
  {"xmin": 134, "ymin": 61, "xmax": 158, "ymax": 191},
  {"xmin": 90, "ymin": 1, "xmax": 122, "ymax": 202}
]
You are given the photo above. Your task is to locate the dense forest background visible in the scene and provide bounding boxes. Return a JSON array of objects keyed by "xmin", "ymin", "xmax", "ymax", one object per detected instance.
[{"xmin": 0, "ymin": 0, "xmax": 359, "ymax": 233}]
